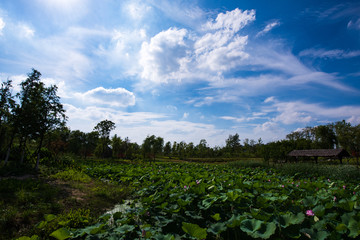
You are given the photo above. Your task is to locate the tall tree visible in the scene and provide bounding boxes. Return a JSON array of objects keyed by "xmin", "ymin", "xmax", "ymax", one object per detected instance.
[
  {"xmin": 0, "ymin": 79, "xmax": 15, "ymax": 159},
  {"xmin": 5, "ymin": 69, "xmax": 66, "ymax": 168},
  {"xmin": 142, "ymin": 135, "xmax": 163, "ymax": 162},
  {"xmin": 93, "ymin": 119, "xmax": 115, "ymax": 158},
  {"xmin": 334, "ymin": 120, "xmax": 360, "ymax": 165},
  {"xmin": 164, "ymin": 141, "xmax": 172, "ymax": 158},
  {"xmin": 225, "ymin": 133, "xmax": 241, "ymax": 155},
  {"xmin": 313, "ymin": 125, "xmax": 337, "ymax": 149}
]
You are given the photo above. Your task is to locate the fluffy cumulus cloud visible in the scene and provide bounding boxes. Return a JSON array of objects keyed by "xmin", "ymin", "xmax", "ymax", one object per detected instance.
[
  {"xmin": 203, "ymin": 9, "xmax": 255, "ymax": 32},
  {"xmin": 138, "ymin": 8, "xmax": 255, "ymax": 85},
  {"xmin": 137, "ymin": 7, "xmax": 352, "ymax": 100},
  {"xmin": 139, "ymin": 27, "xmax": 189, "ymax": 84},
  {"xmin": 74, "ymin": 87, "xmax": 136, "ymax": 107}
]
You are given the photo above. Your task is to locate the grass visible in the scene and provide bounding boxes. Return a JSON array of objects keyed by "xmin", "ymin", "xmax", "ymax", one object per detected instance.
[
  {"xmin": 228, "ymin": 158, "xmax": 360, "ymax": 183},
  {"xmin": 0, "ymin": 165, "xmax": 131, "ymax": 240}
]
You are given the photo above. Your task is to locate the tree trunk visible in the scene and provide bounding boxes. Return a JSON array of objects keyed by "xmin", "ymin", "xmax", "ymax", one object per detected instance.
[
  {"xmin": 4, "ymin": 131, "xmax": 15, "ymax": 165},
  {"xmin": 35, "ymin": 133, "xmax": 44, "ymax": 171}
]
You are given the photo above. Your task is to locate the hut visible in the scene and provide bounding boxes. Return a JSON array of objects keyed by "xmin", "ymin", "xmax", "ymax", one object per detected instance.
[{"xmin": 288, "ymin": 149, "xmax": 350, "ymax": 164}]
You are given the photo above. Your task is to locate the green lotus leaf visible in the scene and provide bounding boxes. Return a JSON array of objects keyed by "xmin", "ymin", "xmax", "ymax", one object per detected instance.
[
  {"xmin": 208, "ymin": 222, "xmax": 227, "ymax": 235},
  {"xmin": 240, "ymin": 219, "xmax": 276, "ymax": 239},
  {"xmin": 182, "ymin": 222, "xmax": 207, "ymax": 239},
  {"xmin": 49, "ymin": 228, "xmax": 71, "ymax": 240}
]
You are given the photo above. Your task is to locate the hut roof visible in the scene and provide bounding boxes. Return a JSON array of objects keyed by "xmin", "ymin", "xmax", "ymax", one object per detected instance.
[{"xmin": 288, "ymin": 149, "xmax": 350, "ymax": 158}]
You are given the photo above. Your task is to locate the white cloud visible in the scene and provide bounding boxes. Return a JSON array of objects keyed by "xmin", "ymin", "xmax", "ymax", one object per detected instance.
[
  {"xmin": 264, "ymin": 98, "xmax": 360, "ymax": 125},
  {"xmin": 203, "ymin": 8, "xmax": 255, "ymax": 32},
  {"xmin": 74, "ymin": 87, "xmax": 136, "ymax": 107},
  {"xmin": 264, "ymin": 96, "xmax": 276, "ymax": 103},
  {"xmin": 220, "ymin": 115, "xmax": 265, "ymax": 123},
  {"xmin": 148, "ymin": 0, "xmax": 207, "ymax": 30},
  {"xmin": 18, "ymin": 23, "xmax": 34, "ymax": 38},
  {"xmin": 138, "ymin": 8, "xmax": 255, "ymax": 86},
  {"xmin": 196, "ymin": 35, "xmax": 249, "ymax": 71},
  {"xmin": 0, "ymin": 18, "xmax": 5, "ymax": 35},
  {"xmin": 348, "ymin": 18, "xmax": 360, "ymax": 30},
  {"xmin": 253, "ymin": 121, "xmax": 286, "ymax": 141},
  {"xmin": 64, "ymin": 103, "xmax": 226, "ymax": 146},
  {"xmin": 34, "ymin": 0, "xmax": 89, "ymax": 24},
  {"xmin": 299, "ymin": 48, "xmax": 360, "ymax": 59},
  {"xmin": 139, "ymin": 27, "xmax": 189, "ymax": 84},
  {"xmin": 125, "ymin": 1, "xmax": 152, "ymax": 20},
  {"xmin": 256, "ymin": 20, "xmax": 280, "ymax": 37}
]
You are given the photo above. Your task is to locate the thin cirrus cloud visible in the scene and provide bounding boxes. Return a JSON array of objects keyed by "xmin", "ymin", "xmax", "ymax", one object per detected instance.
[
  {"xmin": 299, "ymin": 48, "xmax": 360, "ymax": 59},
  {"xmin": 263, "ymin": 97, "xmax": 360, "ymax": 125},
  {"xmin": 256, "ymin": 20, "xmax": 280, "ymax": 37}
]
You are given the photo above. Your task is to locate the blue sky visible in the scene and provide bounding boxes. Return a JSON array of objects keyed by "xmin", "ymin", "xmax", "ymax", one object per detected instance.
[{"xmin": 1, "ymin": 0, "xmax": 360, "ymax": 146}]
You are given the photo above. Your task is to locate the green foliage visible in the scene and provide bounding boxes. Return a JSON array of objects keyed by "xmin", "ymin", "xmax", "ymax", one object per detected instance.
[
  {"xmin": 22, "ymin": 161, "xmax": 356, "ymax": 239},
  {"xmin": 182, "ymin": 222, "xmax": 207, "ymax": 239},
  {"xmin": 0, "ymin": 178, "xmax": 61, "ymax": 239},
  {"xmin": 51, "ymin": 169, "xmax": 91, "ymax": 183},
  {"xmin": 33, "ymin": 209, "xmax": 95, "ymax": 239}
]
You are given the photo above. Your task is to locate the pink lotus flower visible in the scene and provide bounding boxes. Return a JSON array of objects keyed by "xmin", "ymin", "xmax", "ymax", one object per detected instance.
[{"xmin": 306, "ymin": 210, "xmax": 314, "ymax": 216}]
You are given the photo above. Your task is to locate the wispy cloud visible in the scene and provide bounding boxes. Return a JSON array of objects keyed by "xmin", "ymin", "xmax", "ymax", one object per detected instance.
[
  {"xmin": 299, "ymin": 48, "xmax": 360, "ymax": 59},
  {"xmin": 348, "ymin": 18, "xmax": 360, "ymax": 30},
  {"xmin": 148, "ymin": 0, "xmax": 207, "ymax": 30},
  {"xmin": 263, "ymin": 97, "xmax": 360, "ymax": 125},
  {"xmin": 256, "ymin": 20, "xmax": 280, "ymax": 37}
]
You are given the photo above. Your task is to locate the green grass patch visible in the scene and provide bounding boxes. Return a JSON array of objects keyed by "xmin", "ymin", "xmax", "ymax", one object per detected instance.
[{"xmin": 51, "ymin": 169, "xmax": 91, "ymax": 183}]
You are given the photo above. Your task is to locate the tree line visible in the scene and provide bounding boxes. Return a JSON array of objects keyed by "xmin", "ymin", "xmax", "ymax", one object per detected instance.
[{"xmin": 1, "ymin": 69, "xmax": 360, "ymax": 168}]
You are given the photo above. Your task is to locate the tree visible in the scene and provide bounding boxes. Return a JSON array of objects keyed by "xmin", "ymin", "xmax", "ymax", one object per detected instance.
[
  {"xmin": 93, "ymin": 119, "xmax": 115, "ymax": 158},
  {"xmin": 197, "ymin": 139, "xmax": 208, "ymax": 157},
  {"xmin": 0, "ymin": 79, "xmax": 16, "ymax": 162},
  {"xmin": 112, "ymin": 134, "xmax": 123, "ymax": 158},
  {"xmin": 4, "ymin": 69, "xmax": 66, "ymax": 169},
  {"xmin": 164, "ymin": 141, "xmax": 172, "ymax": 158},
  {"xmin": 142, "ymin": 135, "xmax": 163, "ymax": 162},
  {"xmin": 225, "ymin": 133, "xmax": 241, "ymax": 156},
  {"xmin": 334, "ymin": 120, "xmax": 360, "ymax": 165},
  {"xmin": 313, "ymin": 125, "xmax": 337, "ymax": 149}
]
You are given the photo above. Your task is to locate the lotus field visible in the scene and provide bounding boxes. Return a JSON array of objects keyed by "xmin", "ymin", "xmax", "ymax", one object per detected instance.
[{"xmin": 48, "ymin": 162, "xmax": 359, "ymax": 240}]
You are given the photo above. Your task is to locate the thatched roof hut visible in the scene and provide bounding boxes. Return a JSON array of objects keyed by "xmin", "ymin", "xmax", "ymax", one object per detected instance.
[{"xmin": 288, "ymin": 149, "xmax": 350, "ymax": 164}]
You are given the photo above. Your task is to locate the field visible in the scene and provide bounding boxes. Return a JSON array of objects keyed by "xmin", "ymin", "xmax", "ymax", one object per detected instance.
[{"xmin": 1, "ymin": 159, "xmax": 360, "ymax": 239}]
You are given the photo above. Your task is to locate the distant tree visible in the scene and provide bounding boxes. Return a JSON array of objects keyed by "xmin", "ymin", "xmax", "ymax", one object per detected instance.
[
  {"xmin": 45, "ymin": 127, "xmax": 70, "ymax": 161},
  {"xmin": 334, "ymin": 120, "xmax": 360, "ymax": 165},
  {"xmin": 112, "ymin": 134, "xmax": 123, "ymax": 158},
  {"xmin": 164, "ymin": 141, "xmax": 172, "ymax": 158},
  {"xmin": 172, "ymin": 141, "xmax": 178, "ymax": 157},
  {"xmin": 225, "ymin": 133, "xmax": 241, "ymax": 156},
  {"xmin": 197, "ymin": 139, "xmax": 208, "ymax": 157},
  {"xmin": 93, "ymin": 119, "xmax": 115, "ymax": 158},
  {"xmin": 0, "ymin": 79, "xmax": 16, "ymax": 163},
  {"xmin": 313, "ymin": 124, "xmax": 337, "ymax": 149},
  {"xmin": 83, "ymin": 131, "xmax": 99, "ymax": 159},
  {"xmin": 142, "ymin": 135, "xmax": 164, "ymax": 162}
]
